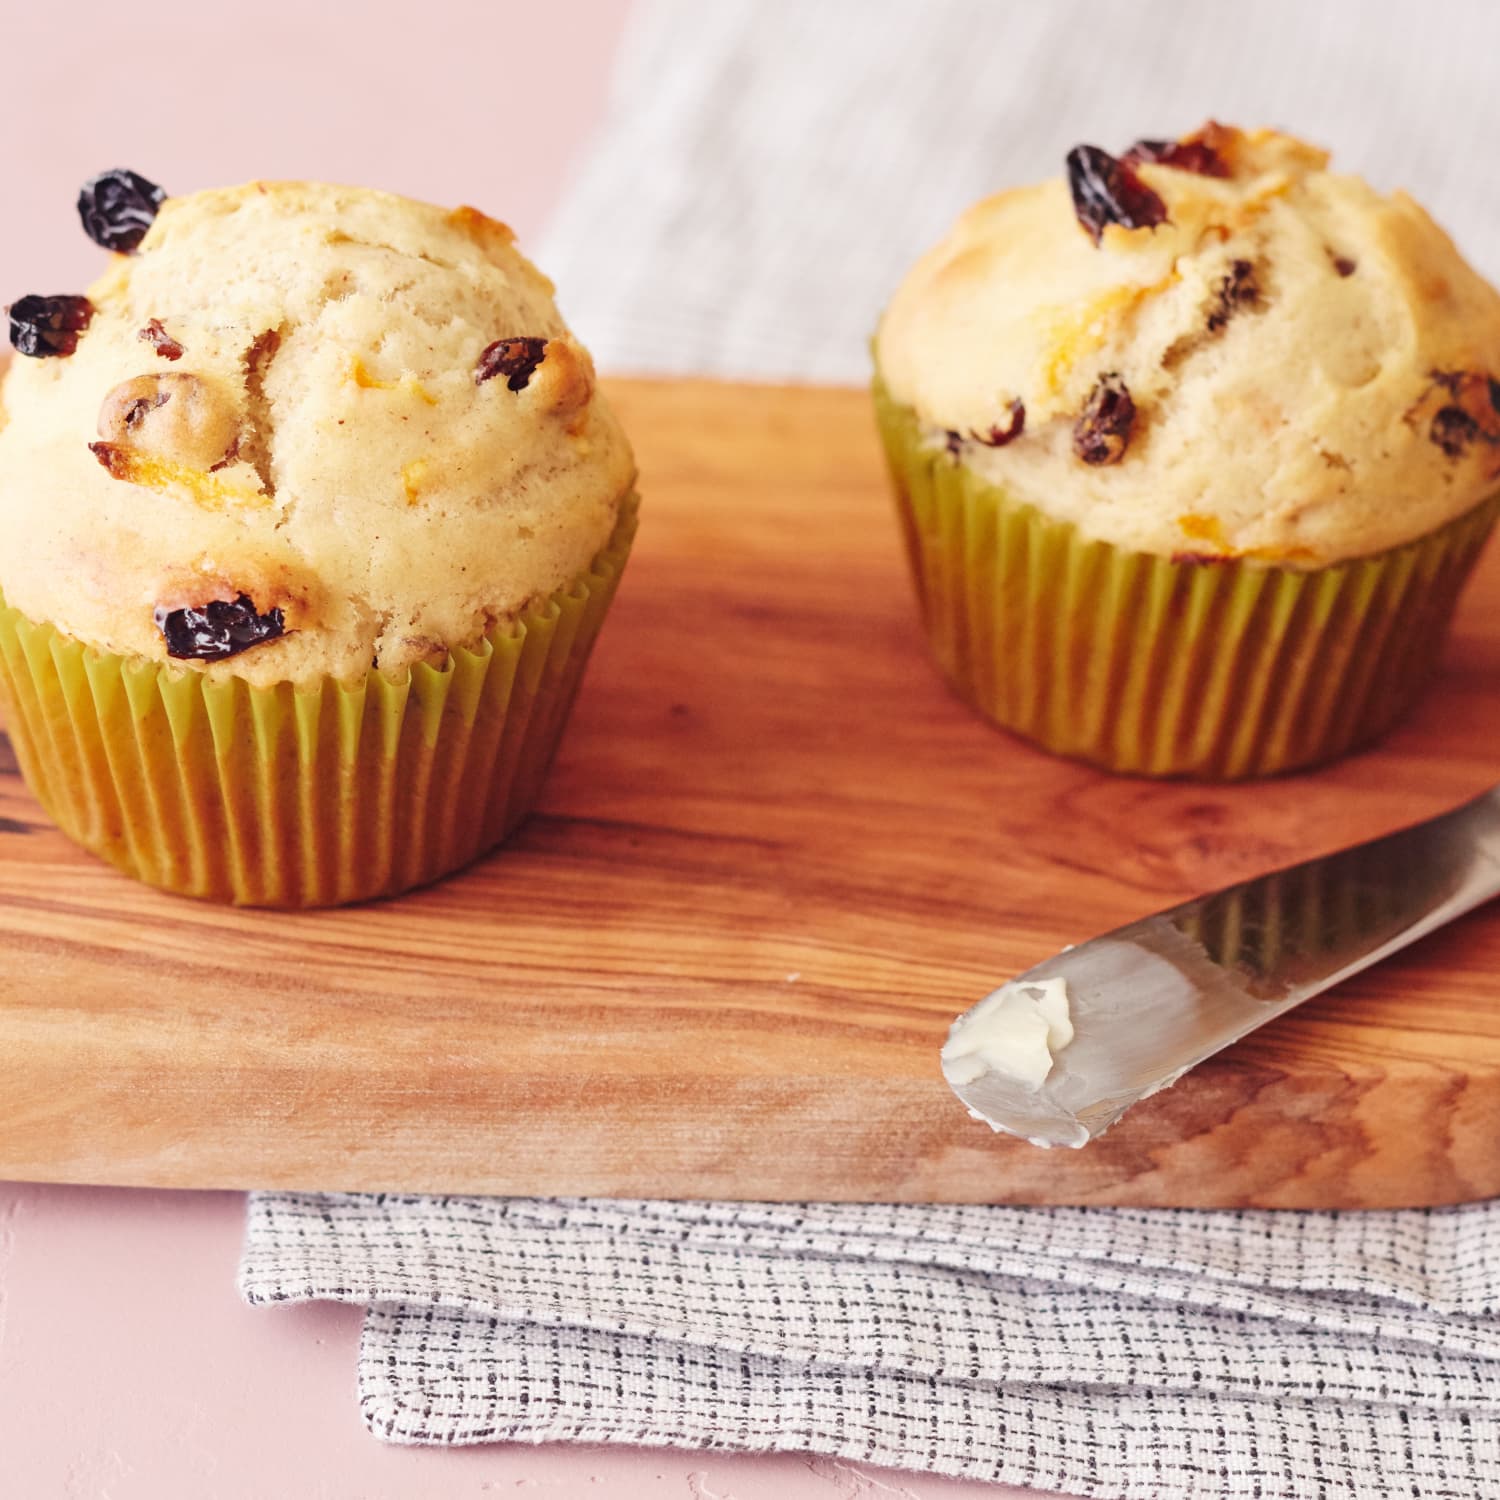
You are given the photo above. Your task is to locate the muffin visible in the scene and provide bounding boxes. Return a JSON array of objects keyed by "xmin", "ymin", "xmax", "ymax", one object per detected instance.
[
  {"xmin": 874, "ymin": 124, "xmax": 1500, "ymax": 778},
  {"xmin": 0, "ymin": 172, "xmax": 637, "ymax": 905}
]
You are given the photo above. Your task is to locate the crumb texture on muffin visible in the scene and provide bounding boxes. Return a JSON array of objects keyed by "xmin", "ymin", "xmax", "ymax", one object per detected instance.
[
  {"xmin": 875, "ymin": 125, "xmax": 1500, "ymax": 566},
  {"xmin": 0, "ymin": 181, "xmax": 635, "ymax": 684}
]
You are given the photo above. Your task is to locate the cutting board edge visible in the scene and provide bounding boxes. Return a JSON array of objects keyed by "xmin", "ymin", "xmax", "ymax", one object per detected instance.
[
  {"xmin": 6, "ymin": 1154, "xmax": 1498, "ymax": 1211},
  {"xmin": 6, "ymin": 377, "xmax": 1500, "ymax": 1207}
]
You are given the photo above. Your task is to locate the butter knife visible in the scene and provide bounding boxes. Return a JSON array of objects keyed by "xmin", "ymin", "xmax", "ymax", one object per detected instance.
[{"xmin": 943, "ymin": 786, "xmax": 1500, "ymax": 1148}]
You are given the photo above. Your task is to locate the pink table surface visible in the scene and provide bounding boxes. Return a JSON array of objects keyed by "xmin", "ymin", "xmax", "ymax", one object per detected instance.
[
  {"xmin": 0, "ymin": 2, "xmax": 1049, "ymax": 1495},
  {"xmin": 0, "ymin": 1183, "xmax": 1040, "ymax": 1499}
]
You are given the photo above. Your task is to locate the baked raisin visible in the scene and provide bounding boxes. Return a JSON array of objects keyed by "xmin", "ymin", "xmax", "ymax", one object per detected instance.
[
  {"xmin": 475, "ymin": 336, "xmax": 548, "ymax": 391},
  {"xmin": 1122, "ymin": 138, "xmax": 1228, "ymax": 178},
  {"xmin": 1073, "ymin": 374, "xmax": 1137, "ymax": 465},
  {"xmin": 1331, "ymin": 254, "xmax": 1357, "ymax": 278},
  {"xmin": 77, "ymin": 169, "xmax": 166, "ymax": 253},
  {"xmin": 1418, "ymin": 370, "xmax": 1500, "ymax": 454},
  {"xmin": 7, "ymin": 294, "xmax": 94, "ymax": 357},
  {"xmin": 1431, "ymin": 406, "xmax": 1479, "ymax": 458},
  {"xmin": 972, "ymin": 399, "xmax": 1025, "ymax": 447},
  {"xmin": 139, "ymin": 318, "xmax": 184, "ymax": 360},
  {"xmin": 1066, "ymin": 146, "xmax": 1168, "ymax": 246},
  {"xmin": 154, "ymin": 595, "xmax": 286, "ymax": 661},
  {"xmin": 1207, "ymin": 259, "xmax": 1259, "ymax": 332}
]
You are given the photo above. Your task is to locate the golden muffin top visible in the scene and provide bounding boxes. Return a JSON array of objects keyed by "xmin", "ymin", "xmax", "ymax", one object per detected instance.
[
  {"xmin": 875, "ymin": 125, "xmax": 1500, "ymax": 566},
  {"xmin": 0, "ymin": 178, "xmax": 635, "ymax": 685}
]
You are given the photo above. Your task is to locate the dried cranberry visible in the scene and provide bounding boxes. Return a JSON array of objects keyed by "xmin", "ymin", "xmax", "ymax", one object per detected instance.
[
  {"xmin": 139, "ymin": 318, "xmax": 184, "ymax": 360},
  {"xmin": 154, "ymin": 595, "xmax": 286, "ymax": 661},
  {"xmin": 1066, "ymin": 146, "xmax": 1168, "ymax": 246},
  {"xmin": 475, "ymin": 336, "xmax": 548, "ymax": 391},
  {"xmin": 77, "ymin": 169, "xmax": 166, "ymax": 253},
  {"xmin": 972, "ymin": 399, "xmax": 1026, "ymax": 447},
  {"xmin": 1431, "ymin": 406, "xmax": 1480, "ymax": 458},
  {"xmin": 1207, "ymin": 259, "xmax": 1259, "ymax": 332},
  {"xmin": 7, "ymin": 294, "xmax": 94, "ymax": 357},
  {"xmin": 1073, "ymin": 374, "xmax": 1137, "ymax": 465},
  {"xmin": 1122, "ymin": 138, "xmax": 1228, "ymax": 178},
  {"xmin": 89, "ymin": 442, "xmax": 132, "ymax": 479}
]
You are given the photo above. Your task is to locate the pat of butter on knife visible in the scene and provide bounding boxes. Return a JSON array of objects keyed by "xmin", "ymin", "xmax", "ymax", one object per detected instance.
[{"xmin": 940, "ymin": 976, "xmax": 1074, "ymax": 1090}]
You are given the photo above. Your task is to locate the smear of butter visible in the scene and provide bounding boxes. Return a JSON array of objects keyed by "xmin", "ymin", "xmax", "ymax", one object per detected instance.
[{"xmin": 941, "ymin": 976, "xmax": 1074, "ymax": 1090}]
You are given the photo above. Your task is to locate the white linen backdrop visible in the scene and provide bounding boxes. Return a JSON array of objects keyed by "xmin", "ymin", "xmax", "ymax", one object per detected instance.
[{"xmin": 540, "ymin": 0, "xmax": 1500, "ymax": 383}]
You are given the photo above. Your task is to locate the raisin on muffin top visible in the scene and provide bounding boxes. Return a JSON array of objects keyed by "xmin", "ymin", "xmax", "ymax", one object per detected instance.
[
  {"xmin": 876, "ymin": 124, "xmax": 1500, "ymax": 566},
  {"xmin": 0, "ymin": 180, "xmax": 635, "ymax": 685}
]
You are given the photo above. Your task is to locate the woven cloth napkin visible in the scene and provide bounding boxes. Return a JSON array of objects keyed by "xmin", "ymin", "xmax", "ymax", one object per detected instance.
[
  {"xmin": 240, "ymin": 1192, "xmax": 1500, "ymax": 1496},
  {"xmin": 243, "ymin": 3, "xmax": 1500, "ymax": 1494}
]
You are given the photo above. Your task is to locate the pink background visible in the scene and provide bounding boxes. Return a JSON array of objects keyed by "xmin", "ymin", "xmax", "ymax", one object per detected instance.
[
  {"xmin": 0, "ymin": 1184, "xmax": 1034, "ymax": 1499},
  {"xmin": 1, "ymin": 3, "xmax": 1039, "ymax": 1495},
  {"xmin": 1, "ymin": 0, "xmax": 632, "ymax": 300}
]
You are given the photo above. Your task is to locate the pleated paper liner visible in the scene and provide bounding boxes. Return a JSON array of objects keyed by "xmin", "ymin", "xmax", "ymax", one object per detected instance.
[
  {"xmin": 0, "ymin": 495, "xmax": 638, "ymax": 907},
  {"xmin": 874, "ymin": 381, "xmax": 1500, "ymax": 779}
]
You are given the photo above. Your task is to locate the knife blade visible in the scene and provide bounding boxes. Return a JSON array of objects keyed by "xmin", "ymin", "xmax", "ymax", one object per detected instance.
[{"xmin": 943, "ymin": 786, "xmax": 1500, "ymax": 1148}]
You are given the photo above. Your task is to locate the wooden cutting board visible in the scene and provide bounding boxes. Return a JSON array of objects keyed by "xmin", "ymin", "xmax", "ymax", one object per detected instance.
[{"xmin": 4, "ymin": 378, "xmax": 1500, "ymax": 1209}]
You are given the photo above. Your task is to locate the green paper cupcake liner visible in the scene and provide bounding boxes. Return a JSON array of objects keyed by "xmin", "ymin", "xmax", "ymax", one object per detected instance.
[
  {"xmin": 0, "ymin": 495, "xmax": 638, "ymax": 906},
  {"xmin": 873, "ymin": 381, "xmax": 1499, "ymax": 779}
]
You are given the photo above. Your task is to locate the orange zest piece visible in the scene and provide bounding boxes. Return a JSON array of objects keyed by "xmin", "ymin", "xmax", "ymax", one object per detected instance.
[
  {"xmin": 347, "ymin": 355, "xmax": 438, "ymax": 405},
  {"xmin": 88, "ymin": 443, "xmax": 269, "ymax": 511}
]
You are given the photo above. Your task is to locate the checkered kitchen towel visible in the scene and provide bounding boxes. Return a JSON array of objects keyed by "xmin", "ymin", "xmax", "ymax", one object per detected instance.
[
  {"xmin": 240, "ymin": 1192, "xmax": 1500, "ymax": 1497},
  {"xmin": 244, "ymin": 3, "xmax": 1500, "ymax": 1495}
]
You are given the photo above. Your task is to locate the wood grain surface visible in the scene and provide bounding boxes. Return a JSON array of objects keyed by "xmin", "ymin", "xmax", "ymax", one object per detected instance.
[{"xmin": 3, "ymin": 378, "xmax": 1500, "ymax": 1208}]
